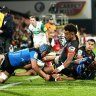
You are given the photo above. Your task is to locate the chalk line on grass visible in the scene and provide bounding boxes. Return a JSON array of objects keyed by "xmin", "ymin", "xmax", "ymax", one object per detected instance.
[{"xmin": 0, "ymin": 76, "xmax": 39, "ymax": 90}]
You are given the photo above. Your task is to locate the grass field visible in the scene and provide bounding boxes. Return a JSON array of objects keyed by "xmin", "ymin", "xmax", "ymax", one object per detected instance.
[
  {"xmin": 0, "ymin": 75, "xmax": 96, "ymax": 96},
  {"xmin": 93, "ymin": 48, "xmax": 96, "ymax": 54},
  {"xmin": 0, "ymin": 48, "xmax": 96, "ymax": 96}
]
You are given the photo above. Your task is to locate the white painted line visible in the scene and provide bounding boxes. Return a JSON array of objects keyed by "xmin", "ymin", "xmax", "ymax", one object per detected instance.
[
  {"xmin": 1, "ymin": 87, "xmax": 96, "ymax": 90},
  {"xmin": 0, "ymin": 76, "xmax": 39, "ymax": 90},
  {"xmin": 0, "ymin": 82, "xmax": 22, "ymax": 90},
  {"xmin": 25, "ymin": 76, "xmax": 39, "ymax": 81}
]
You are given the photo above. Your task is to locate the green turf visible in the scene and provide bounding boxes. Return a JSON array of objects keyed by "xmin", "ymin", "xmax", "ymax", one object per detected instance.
[
  {"xmin": 0, "ymin": 48, "xmax": 96, "ymax": 96},
  {"xmin": 93, "ymin": 48, "xmax": 96, "ymax": 54},
  {"xmin": 0, "ymin": 76, "xmax": 96, "ymax": 96}
]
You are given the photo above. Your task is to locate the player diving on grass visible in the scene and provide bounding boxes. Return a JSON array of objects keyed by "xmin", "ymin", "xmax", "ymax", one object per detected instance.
[
  {"xmin": 14, "ymin": 23, "xmax": 80, "ymax": 81},
  {"xmin": 0, "ymin": 44, "xmax": 56, "ymax": 83}
]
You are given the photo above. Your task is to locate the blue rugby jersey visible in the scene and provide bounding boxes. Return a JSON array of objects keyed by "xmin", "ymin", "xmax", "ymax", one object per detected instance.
[{"xmin": 8, "ymin": 48, "xmax": 39, "ymax": 67}]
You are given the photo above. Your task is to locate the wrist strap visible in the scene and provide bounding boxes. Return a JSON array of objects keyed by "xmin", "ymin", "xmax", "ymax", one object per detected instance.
[{"xmin": 57, "ymin": 65, "xmax": 64, "ymax": 71}]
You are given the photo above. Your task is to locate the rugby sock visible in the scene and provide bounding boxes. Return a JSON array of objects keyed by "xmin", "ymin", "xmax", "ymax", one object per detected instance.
[{"xmin": 49, "ymin": 75, "xmax": 55, "ymax": 81}]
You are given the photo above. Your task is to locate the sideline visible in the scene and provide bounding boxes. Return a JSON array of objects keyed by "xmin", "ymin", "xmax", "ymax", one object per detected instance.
[{"xmin": 0, "ymin": 76, "xmax": 39, "ymax": 90}]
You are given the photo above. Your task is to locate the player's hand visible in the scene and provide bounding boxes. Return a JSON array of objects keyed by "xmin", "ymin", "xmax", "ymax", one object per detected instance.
[
  {"xmin": 53, "ymin": 69, "xmax": 60, "ymax": 73},
  {"xmin": 44, "ymin": 74, "xmax": 50, "ymax": 81}
]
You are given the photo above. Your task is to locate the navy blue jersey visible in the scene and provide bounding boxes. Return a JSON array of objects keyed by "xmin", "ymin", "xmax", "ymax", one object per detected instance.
[
  {"xmin": 60, "ymin": 46, "xmax": 95, "ymax": 80},
  {"xmin": 77, "ymin": 46, "xmax": 95, "ymax": 66},
  {"xmin": 1, "ymin": 14, "xmax": 15, "ymax": 38},
  {"xmin": 71, "ymin": 46, "xmax": 95, "ymax": 79}
]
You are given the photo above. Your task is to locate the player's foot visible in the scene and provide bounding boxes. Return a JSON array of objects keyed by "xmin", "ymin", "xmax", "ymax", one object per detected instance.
[
  {"xmin": 48, "ymin": 75, "xmax": 55, "ymax": 81},
  {"xmin": 55, "ymin": 77, "xmax": 64, "ymax": 81}
]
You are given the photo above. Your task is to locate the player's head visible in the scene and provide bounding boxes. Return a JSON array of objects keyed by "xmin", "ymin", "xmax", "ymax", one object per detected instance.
[
  {"xmin": 64, "ymin": 23, "xmax": 77, "ymax": 41},
  {"xmin": 39, "ymin": 44, "xmax": 51, "ymax": 57},
  {"xmin": 48, "ymin": 17, "xmax": 54, "ymax": 24},
  {"xmin": 1, "ymin": 5, "xmax": 10, "ymax": 14},
  {"xmin": 86, "ymin": 39, "xmax": 95, "ymax": 51},
  {"xmin": 29, "ymin": 16, "xmax": 37, "ymax": 25}
]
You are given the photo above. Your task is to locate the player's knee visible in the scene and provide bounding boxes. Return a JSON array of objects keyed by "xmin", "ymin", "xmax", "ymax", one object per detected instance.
[{"xmin": 0, "ymin": 72, "xmax": 8, "ymax": 83}]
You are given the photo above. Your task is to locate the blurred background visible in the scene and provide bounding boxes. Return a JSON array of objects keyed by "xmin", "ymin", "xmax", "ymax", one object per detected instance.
[
  {"xmin": 0, "ymin": 0, "xmax": 96, "ymax": 34},
  {"xmin": 0, "ymin": 0, "xmax": 96, "ymax": 53}
]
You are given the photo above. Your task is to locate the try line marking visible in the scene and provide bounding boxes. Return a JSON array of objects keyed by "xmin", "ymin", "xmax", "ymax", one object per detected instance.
[{"xmin": 0, "ymin": 76, "xmax": 39, "ymax": 90}]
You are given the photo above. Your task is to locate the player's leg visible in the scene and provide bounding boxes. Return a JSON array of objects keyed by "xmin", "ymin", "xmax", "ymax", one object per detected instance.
[
  {"xmin": 15, "ymin": 69, "xmax": 37, "ymax": 76},
  {"xmin": 0, "ymin": 54, "xmax": 15, "ymax": 83},
  {"xmin": 0, "ymin": 71, "xmax": 10, "ymax": 83},
  {"xmin": 22, "ymin": 64, "xmax": 32, "ymax": 69}
]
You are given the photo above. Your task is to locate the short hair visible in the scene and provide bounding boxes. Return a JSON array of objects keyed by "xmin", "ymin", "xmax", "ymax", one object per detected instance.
[
  {"xmin": 64, "ymin": 23, "xmax": 77, "ymax": 34},
  {"xmin": 29, "ymin": 16, "xmax": 39, "ymax": 21},
  {"xmin": 29, "ymin": 16, "xmax": 36, "ymax": 19},
  {"xmin": 48, "ymin": 17, "xmax": 53, "ymax": 20},
  {"xmin": 87, "ymin": 39, "xmax": 95, "ymax": 44}
]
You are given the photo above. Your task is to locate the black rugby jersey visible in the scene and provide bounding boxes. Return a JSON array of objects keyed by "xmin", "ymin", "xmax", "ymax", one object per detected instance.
[{"xmin": 59, "ymin": 39, "xmax": 79, "ymax": 63}]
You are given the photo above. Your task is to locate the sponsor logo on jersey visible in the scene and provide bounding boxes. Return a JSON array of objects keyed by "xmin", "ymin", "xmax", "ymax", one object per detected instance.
[
  {"xmin": 77, "ymin": 50, "xmax": 83, "ymax": 56},
  {"xmin": 68, "ymin": 46, "xmax": 75, "ymax": 52}
]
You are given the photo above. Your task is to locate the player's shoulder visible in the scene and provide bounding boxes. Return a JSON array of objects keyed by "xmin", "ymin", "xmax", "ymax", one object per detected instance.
[
  {"xmin": 70, "ymin": 40, "xmax": 79, "ymax": 48},
  {"xmin": 71, "ymin": 39, "xmax": 79, "ymax": 44},
  {"xmin": 79, "ymin": 46, "xmax": 85, "ymax": 50}
]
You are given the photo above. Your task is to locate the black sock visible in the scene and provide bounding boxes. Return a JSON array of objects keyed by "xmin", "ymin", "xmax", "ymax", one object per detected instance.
[{"xmin": 49, "ymin": 75, "xmax": 55, "ymax": 81}]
